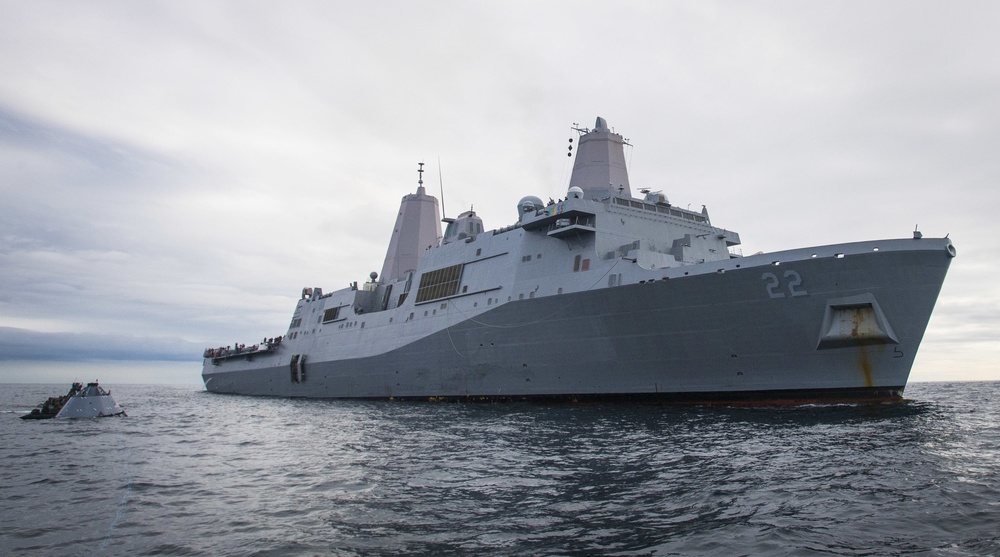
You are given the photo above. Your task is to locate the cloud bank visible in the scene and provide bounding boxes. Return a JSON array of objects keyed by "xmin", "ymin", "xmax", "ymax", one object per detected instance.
[{"xmin": 1, "ymin": 1, "xmax": 998, "ymax": 382}]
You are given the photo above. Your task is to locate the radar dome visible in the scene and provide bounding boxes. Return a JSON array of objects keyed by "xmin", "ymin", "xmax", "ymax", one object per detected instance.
[
  {"xmin": 517, "ymin": 196, "xmax": 545, "ymax": 221},
  {"xmin": 567, "ymin": 186, "xmax": 584, "ymax": 199}
]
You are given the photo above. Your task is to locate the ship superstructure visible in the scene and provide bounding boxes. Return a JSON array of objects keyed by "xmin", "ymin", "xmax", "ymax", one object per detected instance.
[{"xmin": 202, "ymin": 117, "xmax": 954, "ymax": 403}]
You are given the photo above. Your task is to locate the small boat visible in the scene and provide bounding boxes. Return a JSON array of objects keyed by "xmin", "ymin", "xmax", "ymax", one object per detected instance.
[
  {"xmin": 55, "ymin": 381, "xmax": 126, "ymax": 418},
  {"xmin": 20, "ymin": 381, "xmax": 126, "ymax": 419},
  {"xmin": 21, "ymin": 382, "xmax": 82, "ymax": 420}
]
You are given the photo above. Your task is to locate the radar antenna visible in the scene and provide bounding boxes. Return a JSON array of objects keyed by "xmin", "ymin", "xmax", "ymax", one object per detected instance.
[{"xmin": 438, "ymin": 157, "xmax": 447, "ymax": 219}]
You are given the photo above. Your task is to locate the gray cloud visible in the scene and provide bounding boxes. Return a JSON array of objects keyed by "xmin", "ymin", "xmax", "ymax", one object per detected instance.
[
  {"xmin": 1, "ymin": 1, "xmax": 998, "ymax": 382},
  {"xmin": 0, "ymin": 326, "xmax": 201, "ymax": 362}
]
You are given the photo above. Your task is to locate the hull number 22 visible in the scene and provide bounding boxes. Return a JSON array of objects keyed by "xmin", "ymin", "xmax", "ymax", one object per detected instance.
[{"xmin": 762, "ymin": 270, "xmax": 808, "ymax": 299}]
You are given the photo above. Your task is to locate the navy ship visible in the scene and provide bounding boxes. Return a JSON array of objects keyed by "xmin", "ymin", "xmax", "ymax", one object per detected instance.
[{"xmin": 202, "ymin": 117, "xmax": 954, "ymax": 403}]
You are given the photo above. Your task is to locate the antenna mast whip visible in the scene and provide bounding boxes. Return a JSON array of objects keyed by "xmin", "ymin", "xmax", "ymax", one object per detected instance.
[{"xmin": 438, "ymin": 157, "xmax": 447, "ymax": 219}]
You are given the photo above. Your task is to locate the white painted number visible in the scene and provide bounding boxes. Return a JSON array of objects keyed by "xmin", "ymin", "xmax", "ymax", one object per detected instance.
[
  {"xmin": 762, "ymin": 272, "xmax": 783, "ymax": 298},
  {"xmin": 784, "ymin": 270, "xmax": 808, "ymax": 297},
  {"xmin": 761, "ymin": 270, "xmax": 808, "ymax": 298}
]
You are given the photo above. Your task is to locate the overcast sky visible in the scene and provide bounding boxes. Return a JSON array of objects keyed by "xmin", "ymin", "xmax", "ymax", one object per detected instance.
[{"xmin": 1, "ymin": 0, "xmax": 998, "ymax": 384}]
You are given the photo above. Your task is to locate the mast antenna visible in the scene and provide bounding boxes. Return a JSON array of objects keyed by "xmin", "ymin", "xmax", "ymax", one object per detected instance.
[{"xmin": 438, "ymin": 157, "xmax": 447, "ymax": 219}]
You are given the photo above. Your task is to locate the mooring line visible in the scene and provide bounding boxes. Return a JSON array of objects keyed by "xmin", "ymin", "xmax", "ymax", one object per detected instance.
[{"xmin": 448, "ymin": 258, "xmax": 622, "ymax": 329}]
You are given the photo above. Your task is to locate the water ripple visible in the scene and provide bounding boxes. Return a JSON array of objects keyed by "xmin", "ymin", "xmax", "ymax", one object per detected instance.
[{"xmin": 2, "ymin": 382, "xmax": 1000, "ymax": 556}]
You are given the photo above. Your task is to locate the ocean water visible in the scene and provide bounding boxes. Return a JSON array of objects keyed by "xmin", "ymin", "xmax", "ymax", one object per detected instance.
[{"xmin": 2, "ymin": 382, "xmax": 999, "ymax": 556}]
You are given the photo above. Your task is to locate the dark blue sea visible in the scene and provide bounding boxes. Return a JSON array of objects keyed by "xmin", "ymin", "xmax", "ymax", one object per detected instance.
[{"xmin": 2, "ymin": 382, "xmax": 999, "ymax": 556}]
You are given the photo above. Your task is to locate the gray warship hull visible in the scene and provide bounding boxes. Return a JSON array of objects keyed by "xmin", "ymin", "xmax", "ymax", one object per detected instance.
[
  {"xmin": 203, "ymin": 237, "xmax": 953, "ymax": 403},
  {"xmin": 203, "ymin": 117, "xmax": 953, "ymax": 403}
]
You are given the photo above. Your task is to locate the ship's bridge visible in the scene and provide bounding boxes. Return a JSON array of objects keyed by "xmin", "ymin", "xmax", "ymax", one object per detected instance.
[
  {"xmin": 442, "ymin": 210, "xmax": 484, "ymax": 244},
  {"xmin": 520, "ymin": 203, "xmax": 597, "ymax": 238}
]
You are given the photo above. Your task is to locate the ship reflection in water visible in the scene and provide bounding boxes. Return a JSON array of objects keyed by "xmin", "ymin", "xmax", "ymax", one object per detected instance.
[{"xmin": 6, "ymin": 382, "xmax": 1000, "ymax": 555}]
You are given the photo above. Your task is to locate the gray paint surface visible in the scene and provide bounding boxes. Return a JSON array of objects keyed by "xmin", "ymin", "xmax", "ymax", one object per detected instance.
[{"xmin": 203, "ymin": 118, "xmax": 954, "ymax": 402}]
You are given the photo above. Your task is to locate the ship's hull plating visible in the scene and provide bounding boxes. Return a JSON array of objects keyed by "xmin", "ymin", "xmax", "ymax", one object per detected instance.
[{"xmin": 203, "ymin": 239, "xmax": 952, "ymax": 403}]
